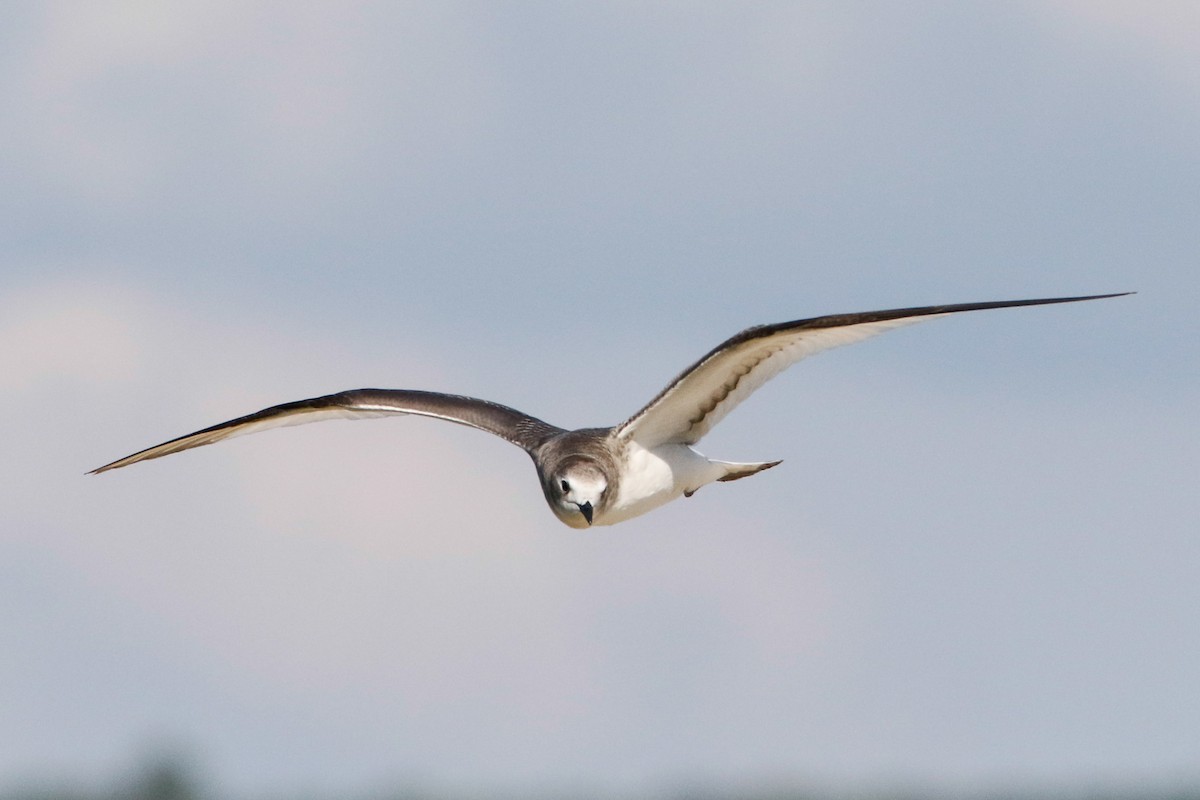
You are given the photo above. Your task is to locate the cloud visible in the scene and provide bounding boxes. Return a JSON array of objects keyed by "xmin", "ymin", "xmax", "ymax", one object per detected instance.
[
  {"xmin": 2, "ymin": 3, "xmax": 502, "ymax": 212},
  {"xmin": 2, "ymin": 273, "xmax": 860, "ymax": 788},
  {"xmin": 0, "ymin": 4, "xmax": 1193, "ymax": 788},
  {"xmin": 1033, "ymin": 0, "xmax": 1200, "ymax": 90},
  {"xmin": 0, "ymin": 278, "xmax": 147, "ymax": 393}
]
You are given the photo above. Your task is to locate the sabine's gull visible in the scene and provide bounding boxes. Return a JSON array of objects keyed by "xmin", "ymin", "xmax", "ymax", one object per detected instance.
[{"xmin": 91, "ymin": 294, "xmax": 1128, "ymax": 527}]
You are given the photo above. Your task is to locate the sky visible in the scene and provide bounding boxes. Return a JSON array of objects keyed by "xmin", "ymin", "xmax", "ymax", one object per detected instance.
[{"xmin": 1, "ymin": 1, "xmax": 1197, "ymax": 796}]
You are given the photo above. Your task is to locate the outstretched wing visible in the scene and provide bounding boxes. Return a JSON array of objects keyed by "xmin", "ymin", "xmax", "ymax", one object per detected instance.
[
  {"xmin": 616, "ymin": 294, "xmax": 1130, "ymax": 448},
  {"xmin": 90, "ymin": 388, "xmax": 564, "ymax": 474}
]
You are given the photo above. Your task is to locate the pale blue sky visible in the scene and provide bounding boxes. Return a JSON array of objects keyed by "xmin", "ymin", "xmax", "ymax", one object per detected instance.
[{"xmin": 1, "ymin": 2, "xmax": 1197, "ymax": 795}]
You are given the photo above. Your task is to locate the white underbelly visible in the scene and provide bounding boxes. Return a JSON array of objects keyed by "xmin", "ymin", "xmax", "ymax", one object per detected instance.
[{"xmin": 599, "ymin": 442, "xmax": 722, "ymax": 525}]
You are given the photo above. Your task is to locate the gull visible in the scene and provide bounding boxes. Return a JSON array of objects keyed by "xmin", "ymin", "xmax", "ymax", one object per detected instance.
[{"xmin": 91, "ymin": 294, "xmax": 1128, "ymax": 527}]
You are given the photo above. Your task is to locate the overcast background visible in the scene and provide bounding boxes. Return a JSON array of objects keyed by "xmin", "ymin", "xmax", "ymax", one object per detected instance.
[{"xmin": 1, "ymin": 2, "xmax": 1197, "ymax": 797}]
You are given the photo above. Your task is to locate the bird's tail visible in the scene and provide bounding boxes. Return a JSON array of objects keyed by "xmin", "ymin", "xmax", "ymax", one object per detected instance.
[{"xmin": 714, "ymin": 459, "xmax": 782, "ymax": 483}]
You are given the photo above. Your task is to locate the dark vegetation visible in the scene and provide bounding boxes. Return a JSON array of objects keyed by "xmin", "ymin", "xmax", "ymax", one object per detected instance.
[{"xmin": 3, "ymin": 756, "xmax": 1198, "ymax": 800}]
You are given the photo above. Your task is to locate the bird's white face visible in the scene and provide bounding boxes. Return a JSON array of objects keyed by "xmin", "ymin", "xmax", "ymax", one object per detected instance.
[{"xmin": 550, "ymin": 465, "xmax": 608, "ymax": 528}]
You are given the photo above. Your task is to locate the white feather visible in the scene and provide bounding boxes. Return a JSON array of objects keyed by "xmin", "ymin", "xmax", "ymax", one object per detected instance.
[{"xmin": 620, "ymin": 315, "xmax": 939, "ymax": 448}]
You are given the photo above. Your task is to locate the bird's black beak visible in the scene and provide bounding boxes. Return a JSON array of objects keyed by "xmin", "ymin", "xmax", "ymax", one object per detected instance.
[{"xmin": 578, "ymin": 501, "xmax": 593, "ymax": 525}]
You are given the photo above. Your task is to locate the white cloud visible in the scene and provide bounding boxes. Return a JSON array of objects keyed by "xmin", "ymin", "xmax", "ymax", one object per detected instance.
[
  {"xmin": 1033, "ymin": 0, "xmax": 1200, "ymax": 89},
  {"xmin": 0, "ymin": 277, "xmax": 147, "ymax": 392},
  {"xmin": 2, "ymin": 273, "xmax": 864, "ymax": 788},
  {"xmin": 5, "ymin": 3, "xmax": 221, "ymax": 204},
  {"xmin": 0, "ymin": 3, "xmax": 1193, "ymax": 783},
  {"xmin": 3, "ymin": 3, "xmax": 503, "ymax": 210}
]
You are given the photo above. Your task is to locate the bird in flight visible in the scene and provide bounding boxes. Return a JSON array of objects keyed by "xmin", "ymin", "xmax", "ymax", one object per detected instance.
[{"xmin": 91, "ymin": 294, "xmax": 1128, "ymax": 527}]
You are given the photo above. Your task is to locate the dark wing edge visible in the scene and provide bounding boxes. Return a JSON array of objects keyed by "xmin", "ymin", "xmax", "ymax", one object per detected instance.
[
  {"xmin": 88, "ymin": 388, "xmax": 565, "ymax": 474},
  {"xmin": 747, "ymin": 293, "xmax": 1134, "ymax": 336},
  {"xmin": 615, "ymin": 292, "xmax": 1133, "ymax": 443}
]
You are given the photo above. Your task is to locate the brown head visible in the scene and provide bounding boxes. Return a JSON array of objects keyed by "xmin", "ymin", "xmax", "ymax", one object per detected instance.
[{"xmin": 534, "ymin": 429, "xmax": 618, "ymax": 528}]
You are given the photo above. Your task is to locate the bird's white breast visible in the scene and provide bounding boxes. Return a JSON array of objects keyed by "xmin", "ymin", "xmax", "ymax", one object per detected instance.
[{"xmin": 601, "ymin": 441, "xmax": 724, "ymax": 525}]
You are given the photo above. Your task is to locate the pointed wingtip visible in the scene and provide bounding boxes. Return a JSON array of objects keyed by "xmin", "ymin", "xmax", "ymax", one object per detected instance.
[{"xmin": 87, "ymin": 458, "xmax": 127, "ymax": 475}]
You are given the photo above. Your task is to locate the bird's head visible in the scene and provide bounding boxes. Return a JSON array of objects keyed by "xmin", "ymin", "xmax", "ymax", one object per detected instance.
[{"xmin": 545, "ymin": 458, "xmax": 608, "ymax": 528}]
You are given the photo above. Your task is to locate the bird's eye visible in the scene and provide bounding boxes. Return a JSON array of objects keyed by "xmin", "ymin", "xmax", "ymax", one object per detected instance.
[{"xmin": 560, "ymin": 479, "xmax": 570, "ymax": 492}]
